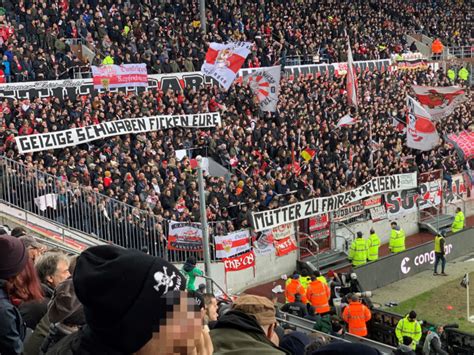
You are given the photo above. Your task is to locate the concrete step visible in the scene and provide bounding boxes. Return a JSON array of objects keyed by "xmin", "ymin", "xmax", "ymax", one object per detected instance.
[
  {"xmin": 419, "ymin": 214, "xmax": 454, "ymax": 234},
  {"xmin": 297, "ymin": 250, "xmax": 351, "ymax": 274}
]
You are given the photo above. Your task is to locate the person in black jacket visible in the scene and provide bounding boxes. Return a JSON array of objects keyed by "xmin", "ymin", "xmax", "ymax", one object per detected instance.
[
  {"xmin": 45, "ymin": 245, "xmax": 201, "ymax": 354},
  {"xmin": 0, "ymin": 234, "xmax": 29, "ymax": 355}
]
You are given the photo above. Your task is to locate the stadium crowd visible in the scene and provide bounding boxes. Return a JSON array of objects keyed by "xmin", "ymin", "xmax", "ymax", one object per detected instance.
[
  {"xmin": 0, "ymin": 0, "xmax": 471, "ymax": 82},
  {"xmin": 1, "ymin": 66, "xmax": 471, "ymax": 246}
]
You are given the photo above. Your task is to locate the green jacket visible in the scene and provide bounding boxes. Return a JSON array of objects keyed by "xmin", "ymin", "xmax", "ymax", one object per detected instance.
[
  {"xmin": 349, "ymin": 238, "xmax": 368, "ymax": 266},
  {"xmin": 367, "ymin": 233, "xmax": 381, "ymax": 261},
  {"xmin": 181, "ymin": 264, "xmax": 203, "ymax": 291},
  {"xmin": 102, "ymin": 56, "xmax": 114, "ymax": 65},
  {"xmin": 211, "ymin": 311, "xmax": 289, "ymax": 355},
  {"xmin": 313, "ymin": 314, "xmax": 333, "ymax": 333}
]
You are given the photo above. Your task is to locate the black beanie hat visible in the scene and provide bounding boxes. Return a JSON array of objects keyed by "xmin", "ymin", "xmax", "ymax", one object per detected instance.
[
  {"xmin": 73, "ymin": 245, "xmax": 186, "ymax": 353},
  {"xmin": 0, "ymin": 234, "xmax": 28, "ymax": 279}
]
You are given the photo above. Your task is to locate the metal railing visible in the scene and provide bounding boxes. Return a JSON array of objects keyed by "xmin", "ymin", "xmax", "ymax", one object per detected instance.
[{"xmin": 0, "ymin": 156, "xmax": 181, "ymax": 261}]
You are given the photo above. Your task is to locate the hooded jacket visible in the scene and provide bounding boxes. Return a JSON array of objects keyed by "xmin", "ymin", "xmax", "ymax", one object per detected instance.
[{"xmin": 210, "ymin": 310, "xmax": 289, "ymax": 355}]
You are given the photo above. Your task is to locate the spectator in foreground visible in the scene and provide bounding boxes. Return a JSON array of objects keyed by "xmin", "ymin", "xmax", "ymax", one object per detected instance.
[
  {"xmin": 46, "ymin": 245, "xmax": 202, "ymax": 354},
  {"xmin": 279, "ymin": 331, "xmax": 311, "ymax": 355},
  {"xmin": 210, "ymin": 294, "xmax": 290, "ymax": 354},
  {"xmin": 19, "ymin": 235, "xmax": 46, "ymax": 263},
  {"xmin": 0, "ymin": 234, "xmax": 29, "ymax": 354}
]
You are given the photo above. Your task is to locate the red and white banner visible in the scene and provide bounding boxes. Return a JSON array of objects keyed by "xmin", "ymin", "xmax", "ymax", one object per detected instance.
[
  {"xmin": 336, "ymin": 114, "xmax": 358, "ymax": 128},
  {"xmin": 412, "ymin": 85, "xmax": 467, "ymax": 121},
  {"xmin": 445, "ymin": 131, "xmax": 474, "ymax": 161},
  {"xmin": 274, "ymin": 236, "xmax": 298, "ymax": 256},
  {"xmin": 406, "ymin": 96, "xmax": 439, "ymax": 151},
  {"xmin": 272, "ymin": 223, "xmax": 295, "ymax": 241},
  {"xmin": 309, "ymin": 214, "xmax": 329, "ymax": 232},
  {"xmin": 346, "ymin": 39, "xmax": 358, "ymax": 107},
  {"xmin": 214, "ymin": 230, "xmax": 250, "ymax": 259},
  {"xmin": 363, "ymin": 195, "xmax": 383, "ymax": 209},
  {"xmin": 246, "ymin": 65, "xmax": 281, "ymax": 112},
  {"xmin": 167, "ymin": 222, "xmax": 202, "ymax": 252},
  {"xmin": 223, "ymin": 250, "xmax": 255, "ymax": 272},
  {"xmin": 91, "ymin": 64, "xmax": 148, "ymax": 89},
  {"xmin": 201, "ymin": 42, "xmax": 252, "ymax": 90}
]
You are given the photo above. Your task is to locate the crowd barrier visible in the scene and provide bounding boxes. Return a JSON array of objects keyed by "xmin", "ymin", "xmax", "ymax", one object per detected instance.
[{"xmin": 356, "ymin": 228, "xmax": 474, "ymax": 291}]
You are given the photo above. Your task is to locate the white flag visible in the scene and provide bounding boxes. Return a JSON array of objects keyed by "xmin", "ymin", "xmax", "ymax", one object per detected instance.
[
  {"xmin": 412, "ymin": 85, "xmax": 467, "ymax": 121},
  {"xmin": 346, "ymin": 39, "xmax": 358, "ymax": 107},
  {"xmin": 337, "ymin": 114, "xmax": 358, "ymax": 128},
  {"xmin": 201, "ymin": 42, "xmax": 252, "ymax": 91},
  {"xmin": 406, "ymin": 96, "xmax": 440, "ymax": 151},
  {"xmin": 245, "ymin": 65, "xmax": 281, "ymax": 112}
]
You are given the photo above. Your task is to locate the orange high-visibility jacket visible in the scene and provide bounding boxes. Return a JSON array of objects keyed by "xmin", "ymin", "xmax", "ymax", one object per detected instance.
[
  {"xmin": 285, "ymin": 279, "xmax": 307, "ymax": 303},
  {"xmin": 306, "ymin": 280, "xmax": 331, "ymax": 314},
  {"xmin": 431, "ymin": 39, "xmax": 444, "ymax": 54},
  {"xmin": 342, "ymin": 301, "xmax": 372, "ymax": 337}
]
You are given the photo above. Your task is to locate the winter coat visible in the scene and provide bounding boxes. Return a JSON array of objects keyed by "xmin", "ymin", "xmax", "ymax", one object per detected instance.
[
  {"xmin": 0, "ymin": 279, "xmax": 26, "ymax": 355},
  {"xmin": 210, "ymin": 310, "xmax": 289, "ymax": 355}
]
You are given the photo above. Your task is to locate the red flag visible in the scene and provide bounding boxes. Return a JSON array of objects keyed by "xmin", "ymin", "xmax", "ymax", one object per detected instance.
[{"xmin": 346, "ymin": 39, "xmax": 358, "ymax": 108}]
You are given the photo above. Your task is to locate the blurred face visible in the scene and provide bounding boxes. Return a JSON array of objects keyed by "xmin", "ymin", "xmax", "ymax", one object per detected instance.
[{"xmin": 136, "ymin": 292, "xmax": 202, "ymax": 355}]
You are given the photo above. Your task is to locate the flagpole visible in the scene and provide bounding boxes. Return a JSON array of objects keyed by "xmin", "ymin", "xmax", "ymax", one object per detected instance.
[{"xmin": 468, "ymin": 272, "xmax": 471, "ymax": 322}]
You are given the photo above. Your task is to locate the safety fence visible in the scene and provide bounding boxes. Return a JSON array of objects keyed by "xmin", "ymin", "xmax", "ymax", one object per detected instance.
[{"xmin": 1, "ymin": 155, "xmax": 471, "ymax": 264}]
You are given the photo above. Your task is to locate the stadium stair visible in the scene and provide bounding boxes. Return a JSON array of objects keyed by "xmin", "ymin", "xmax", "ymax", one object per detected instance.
[
  {"xmin": 297, "ymin": 249, "xmax": 352, "ymax": 274},
  {"xmin": 418, "ymin": 214, "xmax": 454, "ymax": 234}
]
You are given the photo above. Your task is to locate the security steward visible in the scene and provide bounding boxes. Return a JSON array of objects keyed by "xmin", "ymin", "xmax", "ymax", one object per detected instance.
[
  {"xmin": 389, "ymin": 222, "xmax": 406, "ymax": 253},
  {"xmin": 299, "ymin": 269, "xmax": 311, "ymax": 291},
  {"xmin": 342, "ymin": 294, "xmax": 372, "ymax": 337},
  {"xmin": 306, "ymin": 274, "xmax": 331, "ymax": 315},
  {"xmin": 280, "ymin": 293, "xmax": 308, "ymax": 318},
  {"xmin": 367, "ymin": 228, "xmax": 381, "ymax": 262},
  {"xmin": 451, "ymin": 207, "xmax": 465, "ymax": 233},
  {"xmin": 285, "ymin": 273, "xmax": 307, "ymax": 304},
  {"xmin": 348, "ymin": 231, "xmax": 368, "ymax": 267},
  {"xmin": 395, "ymin": 311, "xmax": 422, "ymax": 351},
  {"xmin": 433, "ymin": 233, "xmax": 447, "ymax": 276}
]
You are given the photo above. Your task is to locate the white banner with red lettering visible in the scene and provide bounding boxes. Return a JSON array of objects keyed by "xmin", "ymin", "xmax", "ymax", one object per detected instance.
[
  {"xmin": 418, "ymin": 180, "xmax": 442, "ymax": 210},
  {"xmin": 363, "ymin": 195, "xmax": 383, "ymax": 209},
  {"xmin": 274, "ymin": 236, "xmax": 298, "ymax": 256},
  {"xmin": 272, "ymin": 223, "xmax": 295, "ymax": 240},
  {"xmin": 91, "ymin": 63, "xmax": 148, "ymax": 89},
  {"xmin": 369, "ymin": 205, "xmax": 387, "ymax": 221},
  {"xmin": 214, "ymin": 230, "xmax": 250, "ymax": 259}
]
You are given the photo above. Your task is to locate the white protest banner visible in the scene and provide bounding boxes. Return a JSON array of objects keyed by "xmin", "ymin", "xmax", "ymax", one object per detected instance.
[
  {"xmin": 385, "ymin": 189, "xmax": 418, "ymax": 218},
  {"xmin": 418, "ymin": 180, "xmax": 442, "ymax": 210},
  {"xmin": 251, "ymin": 173, "xmax": 417, "ymax": 231},
  {"xmin": 370, "ymin": 205, "xmax": 387, "ymax": 221},
  {"xmin": 214, "ymin": 230, "xmax": 250, "ymax": 259},
  {"xmin": 331, "ymin": 201, "xmax": 365, "ymax": 222},
  {"xmin": 15, "ymin": 113, "xmax": 221, "ymax": 154},
  {"xmin": 272, "ymin": 223, "xmax": 295, "ymax": 240},
  {"xmin": 167, "ymin": 221, "xmax": 203, "ymax": 252},
  {"xmin": 91, "ymin": 63, "xmax": 148, "ymax": 89}
]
